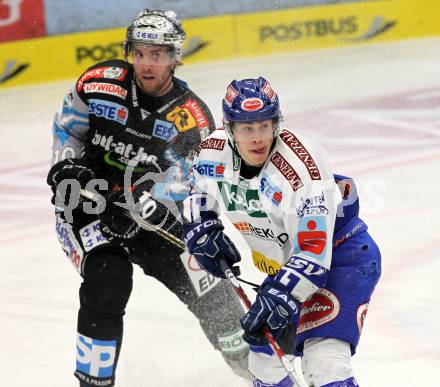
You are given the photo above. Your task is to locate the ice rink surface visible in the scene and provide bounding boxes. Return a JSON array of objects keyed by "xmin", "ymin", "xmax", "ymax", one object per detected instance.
[{"xmin": 1, "ymin": 37, "xmax": 439, "ymax": 386}]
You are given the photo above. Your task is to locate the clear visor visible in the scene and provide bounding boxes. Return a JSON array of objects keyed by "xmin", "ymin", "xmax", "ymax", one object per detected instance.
[{"xmin": 129, "ymin": 44, "xmax": 176, "ymax": 65}]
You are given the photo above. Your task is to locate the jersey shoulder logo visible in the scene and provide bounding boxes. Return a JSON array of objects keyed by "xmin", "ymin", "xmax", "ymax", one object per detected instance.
[
  {"xmin": 200, "ymin": 137, "xmax": 226, "ymax": 151},
  {"xmin": 182, "ymin": 98, "xmax": 209, "ymax": 129},
  {"xmin": 280, "ymin": 130, "xmax": 321, "ymax": 180},
  {"xmin": 77, "ymin": 66, "xmax": 128, "ymax": 92}
]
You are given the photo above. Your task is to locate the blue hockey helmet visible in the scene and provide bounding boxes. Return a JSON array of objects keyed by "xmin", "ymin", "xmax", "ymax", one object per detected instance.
[{"xmin": 222, "ymin": 77, "xmax": 282, "ymax": 140}]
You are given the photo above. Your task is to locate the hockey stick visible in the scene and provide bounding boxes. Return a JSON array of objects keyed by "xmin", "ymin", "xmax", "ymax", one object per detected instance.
[
  {"xmin": 79, "ymin": 188, "xmax": 186, "ymax": 249},
  {"xmin": 80, "ymin": 189, "xmax": 260, "ymax": 288},
  {"xmin": 218, "ymin": 259, "xmax": 307, "ymax": 387},
  {"xmin": 80, "ymin": 188, "xmax": 306, "ymax": 386}
]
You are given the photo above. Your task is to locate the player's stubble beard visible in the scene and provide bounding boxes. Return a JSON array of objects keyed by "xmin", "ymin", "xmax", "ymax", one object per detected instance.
[{"xmin": 135, "ymin": 64, "xmax": 175, "ymax": 97}]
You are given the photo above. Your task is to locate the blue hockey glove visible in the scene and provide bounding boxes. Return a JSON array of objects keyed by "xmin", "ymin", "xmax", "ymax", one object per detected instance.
[
  {"xmin": 47, "ymin": 158, "xmax": 95, "ymax": 206},
  {"xmin": 240, "ymin": 279, "xmax": 300, "ymax": 346},
  {"xmin": 183, "ymin": 212, "xmax": 241, "ymax": 278}
]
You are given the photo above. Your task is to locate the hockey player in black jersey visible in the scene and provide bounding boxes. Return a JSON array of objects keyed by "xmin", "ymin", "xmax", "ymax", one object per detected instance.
[{"xmin": 47, "ymin": 9, "xmax": 250, "ymax": 386}]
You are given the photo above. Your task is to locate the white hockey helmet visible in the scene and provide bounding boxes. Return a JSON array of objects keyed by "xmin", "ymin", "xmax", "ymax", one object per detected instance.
[{"xmin": 123, "ymin": 9, "xmax": 186, "ymax": 62}]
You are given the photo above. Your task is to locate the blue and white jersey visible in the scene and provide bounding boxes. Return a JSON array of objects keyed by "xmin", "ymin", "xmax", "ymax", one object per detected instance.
[{"xmin": 184, "ymin": 128, "xmax": 341, "ymax": 302}]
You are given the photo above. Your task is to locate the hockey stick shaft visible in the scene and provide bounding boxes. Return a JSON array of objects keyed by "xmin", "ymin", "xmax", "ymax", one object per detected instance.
[
  {"xmin": 80, "ymin": 190, "xmax": 261, "ymax": 288},
  {"xmin": 218, "ymin": 259, "xmax": 307, "ymax": 387},
  {"xmin": 79, "ymin": 189, "xmax": 186, "ymax": 249}
]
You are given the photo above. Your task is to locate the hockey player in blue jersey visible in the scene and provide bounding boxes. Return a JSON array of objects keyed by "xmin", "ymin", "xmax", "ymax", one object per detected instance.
[{"xmin": 182, "ymin": 77, "xmax": 381, "ymax": 386}]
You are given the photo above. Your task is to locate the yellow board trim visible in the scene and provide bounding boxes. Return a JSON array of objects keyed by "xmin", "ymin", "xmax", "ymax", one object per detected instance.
[{"xmin": 1, "ymin": 1, "xmax": 439, "ymax": 88}]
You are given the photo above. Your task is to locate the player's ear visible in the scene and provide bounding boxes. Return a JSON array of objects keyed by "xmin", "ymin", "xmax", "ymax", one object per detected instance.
[{"xmin": 169, "ymin": 62, "xmax": 178, "ymax": 75}]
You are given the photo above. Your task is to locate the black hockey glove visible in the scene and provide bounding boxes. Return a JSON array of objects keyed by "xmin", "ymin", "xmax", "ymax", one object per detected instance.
[
  {"xmin": 240, "ymin": 279, "xmax": 300, "ymax": 347},
  {"xmin": 182, "ymin": 212, "xmax": 241, "ymax": 278},
  {"xmin": 47, "ymin": 158, "xmax": 95, "ymax": 206},
  {"xmin": 99, "ymin": 186, "xmax": 167, "ymax": 243}
]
